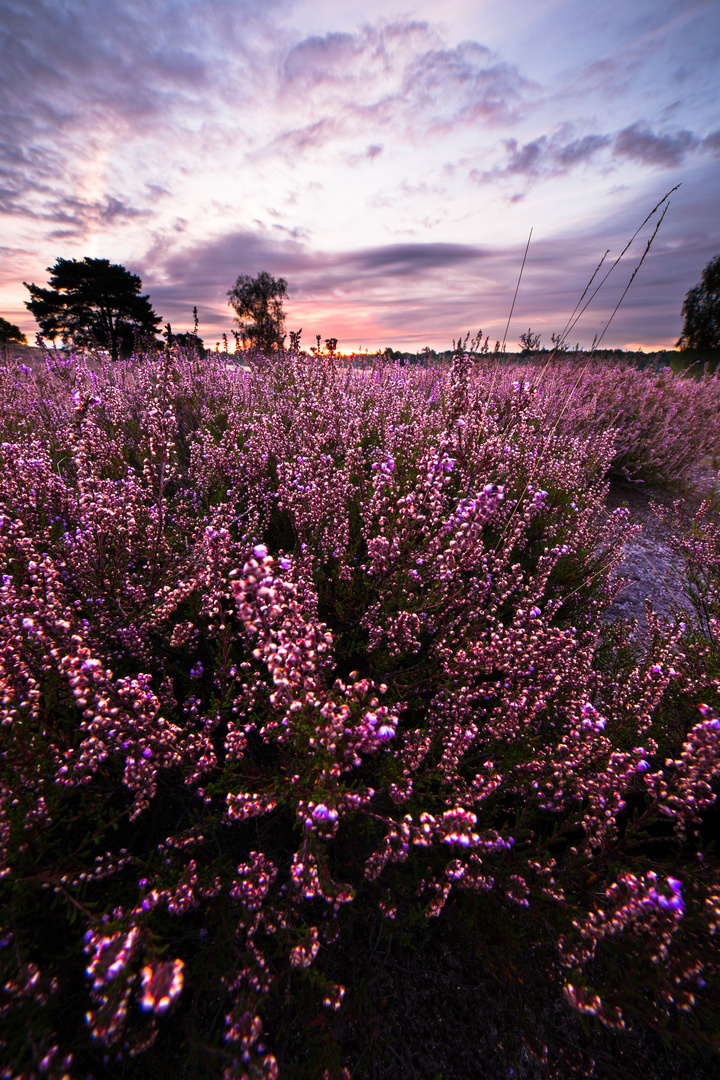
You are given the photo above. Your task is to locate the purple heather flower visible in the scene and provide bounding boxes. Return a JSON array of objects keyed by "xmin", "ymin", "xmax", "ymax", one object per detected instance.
[
  {"xmin": 253, "ymin": 544, "xmax": 268, "ymax": 559},
  {"xmin": 189, "ymin": 662, "xmax": 203, "ymax": 680},
  {"xmin": 312, "ymin": 804, "xmax": 337, "ymax": 823},
  {"xmin": 376, "ymin": 724, "xmax": 395, "ymax": 741},
  {"xmin": 658, "ymin": 894, "xmax": 684, "ymax": 914},
  {"xmin": 529, "ymin": 606, "xmax": 541, "ymax": 618},
  {"xmin": 637, "ymin": 759, "xmax": 651, "ymax": 773}
]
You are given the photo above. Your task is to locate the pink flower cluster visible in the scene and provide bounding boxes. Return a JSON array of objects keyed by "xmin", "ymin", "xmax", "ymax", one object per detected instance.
[{"xmin": 1, "ymin": 345, "xmax": 720, "ymax": 1078}]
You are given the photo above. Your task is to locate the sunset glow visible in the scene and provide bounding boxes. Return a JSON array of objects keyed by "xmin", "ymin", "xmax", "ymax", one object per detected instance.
[{"xmin": 2, "ymin": 0, "xmax": 718, "ymax": 351}]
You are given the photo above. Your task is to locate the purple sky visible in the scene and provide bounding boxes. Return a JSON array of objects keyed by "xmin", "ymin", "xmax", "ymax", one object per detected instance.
[{"xmin": 2, "ymin": 0, "xmax": 719, "ymax": 351}]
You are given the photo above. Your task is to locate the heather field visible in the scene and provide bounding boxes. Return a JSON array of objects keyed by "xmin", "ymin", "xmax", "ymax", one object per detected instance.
[{"xmin": 3, "ymin": 345, "xmax": 720, "ymax": 1080}]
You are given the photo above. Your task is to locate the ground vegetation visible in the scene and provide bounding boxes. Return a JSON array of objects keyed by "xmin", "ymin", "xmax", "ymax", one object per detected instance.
[{"xmin": 1, "ymin": 347, "xmax": 720, "ymax": 1079}]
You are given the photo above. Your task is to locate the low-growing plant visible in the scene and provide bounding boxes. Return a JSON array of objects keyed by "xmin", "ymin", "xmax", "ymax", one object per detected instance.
[{"xmin": 2, "ymin": 347, "xmax": 720, "ymax": 1079}]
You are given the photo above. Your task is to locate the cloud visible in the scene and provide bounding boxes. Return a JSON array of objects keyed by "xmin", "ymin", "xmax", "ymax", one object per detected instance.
[
  {"xmin": 554, "ymin": 134, "xmax": 612, "ymax": 167},
  {"xmin": 0, "ymin": 0, "xmax": 283, "ymax": 224},
  {"xmin": 138, "ymin": 225, "xmax": 505, "ymax": 340},
  {"xmin": 613, "ymin": 122, "xmax": 698, "ymax": 166},
  {"xmin": 470, "ymin": 130, "xmax": 611, "ymax": 186},
  {"xmin": 271, "ymin": 21, "xmax": 532, "ymax": 156},
  {"xmin": 4, "ymin": 1, "xmax": 719, "ymax": 353},
  {"xmin": 347, "ymin": 144, "xmax": 384, "ymax": 165},
  {"xmin": 349, "ymin": 243, "xmax": 485, "ymax": 276},
  {"xmin": 263, "ymin": 117, "xmax": 341, "ymax": 159},
  {"xmin": 0, "ymin": 179, "xmax": 150, "ymax": 237},
  {"xmin": 499, "ymin": 138, "xmax": 546, "ymax": 177},
  {"xmin": 44, "ymin": 195, "xmax": 151, "ymax": 237},
  {"xmin": 1, "ymin": 2, "xmax": 534, "ymax": 242},
  {"xmin": 470, "ymin": 119, "xmax": 713, "ymax": 194},
  {"xmin": 403, "ymin": 39, "xmax": 531, "ymax": 130},
  {"xmin": 701, "ymin": 130, "xmax": 720, "ymax": 156},
  {"xmin": 146, "ymin": 228, "xmax": 490, "ymax": 301}
]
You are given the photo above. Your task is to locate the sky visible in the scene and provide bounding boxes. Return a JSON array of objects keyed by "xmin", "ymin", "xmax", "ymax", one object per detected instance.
[{"xmin": 1, "ymin": 0, "xmax": 719, "ymax": 352}]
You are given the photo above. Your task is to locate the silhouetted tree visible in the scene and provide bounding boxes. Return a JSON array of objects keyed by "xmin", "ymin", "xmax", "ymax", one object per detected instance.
[
  {"xmin": 677, "ymin": 253, "xmax": 720, "ymax": 350},
  {"xmin": 24, "ymin": 257, "xmax": 161, "ymax": 362},
  {"xmin": 227, "ymin": 271, "xmax": 287, "ymax": 355},
  {"xmin": 0, "ymin": 317, "xmax": 27, "ymax": 344},
  {"xmin": 163, "ymin": 320, "xmax": 206, "ymax": 356}
]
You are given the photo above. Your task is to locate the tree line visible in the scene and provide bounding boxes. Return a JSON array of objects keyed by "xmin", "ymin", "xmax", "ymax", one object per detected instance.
[
  {"xmin": 2, "ymin": 258, "xmax": 291, "ymax": 362},
  {"xmin": 2, "ymin": 252, "xmax": 719, "ymax": 358}
]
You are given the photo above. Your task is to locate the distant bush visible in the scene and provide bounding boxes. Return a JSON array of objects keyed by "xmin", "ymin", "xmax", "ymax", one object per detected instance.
[
  {"xmin": 0, "ymin": 317, "xmax": 27, "ymax": 345},
  {"xmin": 667, "ymin": 349, "xmax": 720, "ymax": 377},
  {"xmin": 2, "ymin": 348, "xmax": 720, "ymax": 1079}
]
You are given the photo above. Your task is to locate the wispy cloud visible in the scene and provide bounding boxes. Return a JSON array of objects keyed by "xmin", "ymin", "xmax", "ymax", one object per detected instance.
[
  {"xmin": 0, "ymin": 0, "xmax": 282, "ymax": 222},
  {"xmin": 613, "ymin": 123, "xmax": 699, "ymax": 166},
  {"xmin": 147, "ymin": 230, "xmax": 489, "ymax": 297},
  {"xmin": 469, "ymin": 121, "xmax": 716, "ymax": 196},
  {"xmin": 263, "ymin": 20, "xmax": 533, "ymax": 161},
  {"xmin": 702, "ymin": 130, "xmax": 720, "ymax": 156},
  {"xmin": 469, "ymin": 130, "xmax": 611, "ymax": 188}
]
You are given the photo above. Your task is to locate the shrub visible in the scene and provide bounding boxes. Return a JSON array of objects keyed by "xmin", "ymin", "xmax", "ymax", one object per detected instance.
[{"xmin": 1, "ymin": 348, "xmax": 720, "ymax": 1079}]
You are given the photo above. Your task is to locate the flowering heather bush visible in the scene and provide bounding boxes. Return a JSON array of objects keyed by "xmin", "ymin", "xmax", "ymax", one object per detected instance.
[
  {"xmin": 653, "ymin": 482, "xmax": 720, "ymax": 719},
  {"xmin": 470, "ymin": 353, "xmax": 720, "ymax": 484},
  {"xmin": 2, "ymin": 346, "xmax": 720, "ymax": 1079}
]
